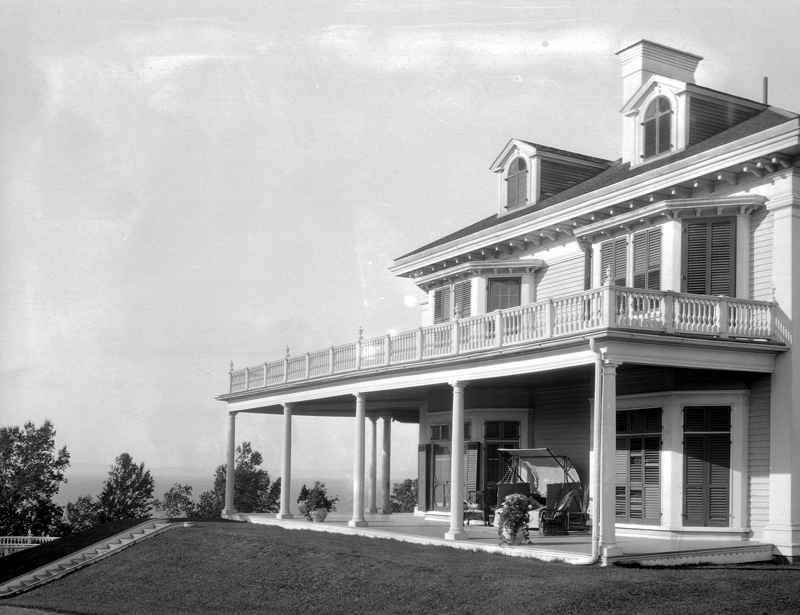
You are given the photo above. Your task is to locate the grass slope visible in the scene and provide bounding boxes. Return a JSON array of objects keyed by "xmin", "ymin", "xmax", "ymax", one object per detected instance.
[{"xmin": 3, "ymin": 522, "xmax": 800, "ymax": 614}]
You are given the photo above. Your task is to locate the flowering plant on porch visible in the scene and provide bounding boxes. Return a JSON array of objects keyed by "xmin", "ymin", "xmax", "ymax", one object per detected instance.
[
  {"xmin": 496, "ymin": 493, "xmax": 534, "ymax": 546},
  {"xmin": 299, "ymin": 482, "xmax": 339, "ymax": 522}
]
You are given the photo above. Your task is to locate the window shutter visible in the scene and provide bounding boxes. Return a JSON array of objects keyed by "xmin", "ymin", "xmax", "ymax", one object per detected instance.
[
  {"xmin": 583, "ymin": 245, "xmax": 592, "ymax": 291},
  {"xmin": 601, "ymin": 238, "xmax": 627, "ymax": 286},
  {"xmin": 441, "ymin": 424, "xmax": 451, "ymax": 441},
  {"xmin": 454, "ymin": 281, "xmax": 471, "ymax": 318},
  {"xmin": 506, "ymin": 158, "xmax": 527, "ymax": 210},
  {"xmin": 633, "ymin": 228, "xmax": 662, "ymax": 291},
  {"xmin": 628, "ymin": 436, "xmax": 644, "ymax": 520},
  {"xmin": 710, "ymin": 222, "xmax": 733, "ymax": 295},
  {"xmin": 683, "ymin": 434, "xmax": 706, "ymax": 526},
  {"xmin": 465, "ymin": 442, "xmax": 479, "ymax": 492},
  {"xmin": 658, "ymin": 107, "xmax": 671, "ymax": 154},
  {"xmin": 434, "ymin": 287, "xmax": 451, "ymax": 323},
  {"xmin": 431, "ymin": 425, "xmax": 441, "ymax": 441},
  {"xmin": 643, "ymin": 436, "xmax": 661, "ymax": 522},
  {"xmin": 502, "ymin": 421, "xmax": 520, "ymax": 439},
  {"xmin": 464, "ymin": 421, "xmax": 472, "ymax": 441},
  {"xmin": 507, "ymin": 174, "xmax": 519, "ymax": 210},
  {"xmin": 417, "ymin": 444, "xmax": 430, "ymax": 512},
  {"xmin": 708, "ymin": 434, "xmax": 731, "ymax": 526},
  {"xmin": 684, "ymin": 221, "xmax": 734, "ymax": 296},
  {"xmin": 644, "ymin": 117, "xmax": 657, "ymax": 158},
  {"xmin": 615, "ymin": 437, "xmax": 628, "ymax": 519}
]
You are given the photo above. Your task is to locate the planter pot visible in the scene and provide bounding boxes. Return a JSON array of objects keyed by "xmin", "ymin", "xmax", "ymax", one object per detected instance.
[
  {"xmin": 309, "ymin": 509, "xmax": 328, "ymax": 522},
  {"xmin": 501, "ymin": 527, "xmax": 518, "ymax": 545},
  {"xmin": 298, "ymin": 502, "xmax": 307, "ymax": 515}
]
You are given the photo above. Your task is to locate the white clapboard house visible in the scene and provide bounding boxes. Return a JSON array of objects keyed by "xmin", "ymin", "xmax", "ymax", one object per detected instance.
[{"xmin": 219, "ymin": 40, "xmax": 800, "ymax": 562}]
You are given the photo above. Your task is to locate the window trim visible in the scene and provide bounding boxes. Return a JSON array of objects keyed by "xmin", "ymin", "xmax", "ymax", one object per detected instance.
[{"xmin": 487, "ymin": 277, "xmax": 522, "ymax": 312}]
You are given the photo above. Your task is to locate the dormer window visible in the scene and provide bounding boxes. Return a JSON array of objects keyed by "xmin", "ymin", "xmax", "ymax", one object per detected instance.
[
  {"xmin": 506, "ymin": 157, "xmax": 528, "ymax": 210},
  {"xmin": 643, "ymin": 97, "xmax": 672, "ymax": 159}
]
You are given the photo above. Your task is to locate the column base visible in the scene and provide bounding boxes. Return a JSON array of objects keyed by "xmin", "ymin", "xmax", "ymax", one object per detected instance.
[
  {"xmin": 601, "ymin": 545, "xmax": 623, "ymax": 558},
  {"xmin": 349, "ymin": 519, "xmax": 369, "ymax": 528},
  {"xmin": 378, "ymin": 508, "xmax": 393, "ymax": 515},
  {"xmin": 445, "ymin": 530, "xmax": 470, "ymax": 541},
  {"xmin": 276, "ymin": 512, "xmax": 294, "ymax": 520},
  {"xmin": 222, "ymin": 508, "xmax": 238, "ymax": 518},
  {"xmin": 368, "ymin": 506, "xmax": 379, "ymax": 513}
]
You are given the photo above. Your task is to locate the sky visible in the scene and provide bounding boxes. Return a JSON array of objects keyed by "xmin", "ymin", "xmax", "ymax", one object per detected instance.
[{"xmin": 1, "ymin": 1, "xmax": 798, "ymax": 502}]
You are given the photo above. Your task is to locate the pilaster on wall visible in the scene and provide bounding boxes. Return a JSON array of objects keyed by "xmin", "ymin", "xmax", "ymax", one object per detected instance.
[{"xmin": 763, "ymin": 182, "xmax": 800, "ymax": 561}]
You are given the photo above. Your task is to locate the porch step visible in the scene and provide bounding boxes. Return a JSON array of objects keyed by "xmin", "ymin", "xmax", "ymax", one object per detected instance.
[
  {"xmin": 609, "ymin": 543, "xmax": 774, "ymax": 567},
  {"xmin": 0, "ymin": 521, "xmax": 183, "ymax": 598}
]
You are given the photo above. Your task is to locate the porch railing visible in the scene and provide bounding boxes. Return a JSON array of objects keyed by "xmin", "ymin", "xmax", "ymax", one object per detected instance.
[
  {"xmin": 0, "ymin": 536, "xmax": 56, "ymax": 557},
  {"xmin": 229, "ymin": 286, "xmax": 776, "ymax": 394}
]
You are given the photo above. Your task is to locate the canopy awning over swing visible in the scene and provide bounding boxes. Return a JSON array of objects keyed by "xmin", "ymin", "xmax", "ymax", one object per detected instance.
[{"xmin": 498, "ymin": 448, "xmax": 581, "ymax": 494}]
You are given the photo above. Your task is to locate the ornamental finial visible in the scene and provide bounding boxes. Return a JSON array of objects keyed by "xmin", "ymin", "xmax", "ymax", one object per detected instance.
[
  {"xmin": 229, "ymin": 361, "xmax": 234, "ymax": 373},
  {"xmin": 285, "ymin": 345, "xmax": 290, "ymax": 358},
  {"xmin": 359, "ymin": 326, "xmax": 363, "ymax": 341},
  {"xmin": 604, "ymin": 266, "xmax": 613, "ymax": 286}
]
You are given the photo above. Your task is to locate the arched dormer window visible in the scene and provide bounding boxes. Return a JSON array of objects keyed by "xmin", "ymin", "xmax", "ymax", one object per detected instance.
[
  {"xmin": 506, "ymin": 157, "xmax": 528, "ymax": 210},
  {"xmin": 643, "ymin": 97, "xmax": 672, "ymax": 159}
]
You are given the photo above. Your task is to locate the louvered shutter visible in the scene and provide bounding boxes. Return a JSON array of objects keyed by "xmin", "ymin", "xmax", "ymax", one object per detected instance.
[
  {"xmin": 485, "ymin": 421, "xmax": 501, "ymax": 439},
  {"xmin": 643, "ymin": 436, "xmax": 661, "ymax": 522},
  {"xmin": 431, "ymin": 425, "xmax": 441, "ymax": 441},
  {"xmin": 601, "ymin": 238, "xmax": 627, "ymax": 286},
  {"xmin": 616, "ymin": 437, "xmax": 629, "ymax": 519},
  {"xmin": 644, "ymin": 117, "xmax": 657, "ymax": 158},
  {"xmin": 657, "ymin": 103, "xmax": 671, "ymax": 154},
  {"xmin": 417, "ymin": 444, "xmax": 430, "ymax": 511},
  {"xmin": 684, "ymin": 434, "xmax": 706, "ymax": 526},
  {"xmin": 710, "ymin": 223, "xmax": 733, "ymax": 295},
  {"xmin": 434, "ymin": 287, "xmax": 451, "ymax": 323},
  {"xmin": 507, "ymin": 172, "xmax": 518, "ymax": 210},
  {"xmin": 502, "ymin": 421, "xmax": 520, "ymax": 439},
  {"xmin": 441, "ymin": 424, "xmax": 451, "ymax": 441},
  {"xmin": 465, "ymin": 442, "xmax": 479, "ymax": 492},
  {"xmin": 708, "ymin": 434, "xmax": 730, "ymax": 526},
  {"xmin": 454, "ymin": 281, "xmax": 471, "ymax": 318},
  {"xmin": 633, "ymin": 228, "xmax": 661, "ymax": 290}
]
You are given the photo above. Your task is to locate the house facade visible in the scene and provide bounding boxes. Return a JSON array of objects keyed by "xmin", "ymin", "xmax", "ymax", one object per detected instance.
[{"xmin": 218, "ymin": 40, "xmax": 800, "ymax": 562}]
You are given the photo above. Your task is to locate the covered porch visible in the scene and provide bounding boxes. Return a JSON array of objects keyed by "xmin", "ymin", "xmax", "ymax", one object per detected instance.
[
  {"xmin": 224, "ymin": 511, "xmax": 775, "ymax": 566},
  {"xmin": 218, "ymin": 326, "xmax": 787, "ymax": 564}
]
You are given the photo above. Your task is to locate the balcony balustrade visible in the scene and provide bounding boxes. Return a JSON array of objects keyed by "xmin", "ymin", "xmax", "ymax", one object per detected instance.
[{"xmin": 229, "ymin": 286, "xmax": 776, "ymax": 394}]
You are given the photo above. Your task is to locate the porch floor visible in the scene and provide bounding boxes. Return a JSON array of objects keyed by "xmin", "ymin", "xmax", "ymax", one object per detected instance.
[{"xmin": 226, "ymin": 511, "xmax": 774, "ymax": 566}]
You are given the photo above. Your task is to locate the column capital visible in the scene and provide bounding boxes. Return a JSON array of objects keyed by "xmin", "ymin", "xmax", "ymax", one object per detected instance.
[
  {"xmin": 228, "ymin": 411, "xmax": 239, "ymax": 418},
  {"xmin": 368, "ymin": 415, "xmax": 379, "ymax": 424},
  {"xmin": 602, "ymin": 360, "xmax": 622, "ymax": 371},
  {"xmin": 353, "ymin": 392, "xmax": 367, "ymax": 402},
  {"xmin": 282, "ymin": 402, "xmax": 294, "ymax": 411},
  {"xmin": 449, "ymin": 380, "xmax": 469, "ymax": 390}
]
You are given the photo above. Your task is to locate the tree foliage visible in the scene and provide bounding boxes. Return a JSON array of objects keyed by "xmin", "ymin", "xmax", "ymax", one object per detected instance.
[
  {"xmin": 97, "ymin": 453, "xmax": 155, "ymax": 522},
  {"xmin": 153, "ymin": 484, "xmax": 196, "ymax": 518},
  {"xmin": 390, "ymin": 478, "xmax": 418, "ymax": 513},
  {"xmin": 0, "ymin": 420, "xmax": 70, "ymax": 536},
  {"xmin": 195, "ymin": 442, "xmax": 281, "ymax": 517},
  {"xmin": 64, "ymin": 494, "xmax": 100, "ymax": 532}
]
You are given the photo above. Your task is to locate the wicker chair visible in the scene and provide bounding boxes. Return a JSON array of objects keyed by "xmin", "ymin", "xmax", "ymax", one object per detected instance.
[
  {"xmin": 538, "ymin": 490, "xmax": 577, "ymax": 536},
  {"xmin": 463, "ymin": 491, "xmax": 484, "ymax": 525}
]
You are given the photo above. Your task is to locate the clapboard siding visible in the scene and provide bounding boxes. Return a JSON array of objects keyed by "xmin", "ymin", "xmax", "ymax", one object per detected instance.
[
  {"xmin": 535, "ymin": 253, "xmax": 585, "ymax": 301},
  {"xmin": 532, "ymin": 383, "xmax": 592, "ymax": 480},
  {"xmin": 748, "ymin": 375, "xmax": 771, "ymax": 539},
  {"xmin": 750, "ymin": 207, "xmax": 773, "ymax": 301}
]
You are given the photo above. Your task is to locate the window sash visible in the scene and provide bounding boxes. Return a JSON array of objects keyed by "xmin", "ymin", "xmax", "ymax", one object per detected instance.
[{"xmin": 487, "ymin": 278, "xmax": 521, "ymax": 311}]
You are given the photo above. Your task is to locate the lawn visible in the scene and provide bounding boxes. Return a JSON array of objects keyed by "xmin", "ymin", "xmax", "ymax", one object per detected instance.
[{"xmin": 3, "ymin": 522, "xmax": 799, "ymax": 614}]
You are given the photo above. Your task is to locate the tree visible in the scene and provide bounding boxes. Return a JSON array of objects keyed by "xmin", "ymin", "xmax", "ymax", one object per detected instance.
[
  {"xmin": 195, "ymin": 442, "xmax": 281, "ymax": 517},
  {"xmin": 97, "ymin": 453, "xmax": 155, "ymax": 522},
  {"xmin": 0, "ymin": 420, "xmax": 70, "ymax": 536},
  {"xmin": 390, "ymin": 478, "xmax": 418, "ymax": 513},
  {"xmin": 153, "ymin": 484, "xmax": 196, "ymax": 518},
  {"xmin": 63, "ymin": 495, "xmax": 100, "ymax": 532}
]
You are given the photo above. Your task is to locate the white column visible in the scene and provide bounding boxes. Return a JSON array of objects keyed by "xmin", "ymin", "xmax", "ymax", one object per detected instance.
[
  {"xmin": 368, "ymin": 417, "xmax": 378, "ymax": 513},
  {"xmin": 222, "ymin": 411, "xmax": 238, "ymax": 516},
  {"xmin": 763, "ymin": 195, "xmax": 800, "ymax": 561},
  {"xmin": 277, "ymin": 403, "xmax": 294, "ymax": 519},
  {"xmin": 379, "ymin": 415, "xmax": 392, "ymax": 514},
  {"xmin": 349, "ymin": 393, "xmax": 368, "ymax": 527},
  {"xmin": 735, "ymin": 213, "xmax": 751, "ymax": 299},
  {"xmin": 446, "ymin": 381, "xmax": 469, "ymax": 541},
  {"xmin": 600, "ymin": 362, "xmax": 622, "ymax": 557}
]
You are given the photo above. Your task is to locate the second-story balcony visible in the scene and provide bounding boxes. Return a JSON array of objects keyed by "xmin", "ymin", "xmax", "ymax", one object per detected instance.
[{"xmin": 228, "ymin": 286, "xmax": 779, "ymax": 395}]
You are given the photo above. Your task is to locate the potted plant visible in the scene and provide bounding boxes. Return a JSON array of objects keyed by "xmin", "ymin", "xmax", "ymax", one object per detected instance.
[
  {"xmin": 496, "ymin": 493, "xmax": 534, "ymax": 546},
  {"xmin": 300, "ymin": 482, "xmax": 339, "ymax": 522}
]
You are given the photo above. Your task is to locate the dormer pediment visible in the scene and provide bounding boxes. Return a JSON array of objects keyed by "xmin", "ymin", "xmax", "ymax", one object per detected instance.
[
  {"xmin": 490, "ymin": 139, "xmax": 539, "ymax": 173},
  {"xmin": 621, "ymin": 74, "xmax": 688, "ymax": 116}
]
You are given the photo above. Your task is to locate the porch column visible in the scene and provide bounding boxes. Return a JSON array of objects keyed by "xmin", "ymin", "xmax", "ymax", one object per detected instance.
[
  {"xmin": 222, "ymin": 411, "xmax": 238, "ymax": 516},
  {"xmin": 379, "ymin": 415, "xmax": 392, "ymax": 514},
  {"xmin": 368, "ymin": 417, "xmax": 378, "ymax": 513},
  {"xmin": 446, "ymin": 381, "xmax": 469, "ymax": 541},
  {"xmin": 600, "ymin": 362, "xmax": 622, "ymax": 557},
  {"xmin": 349, "ymin": 393, "xmax": 368, "ymax": 527},
  {"xmin": 277, "ymin": 403, "xmax": 294, "ymax": 519}
]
